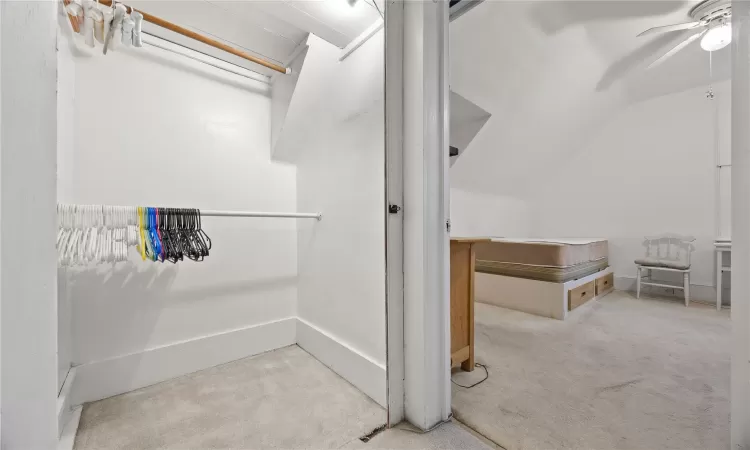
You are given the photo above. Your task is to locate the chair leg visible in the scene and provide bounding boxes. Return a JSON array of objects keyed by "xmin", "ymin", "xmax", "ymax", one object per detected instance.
[
  {"xmin": 636, "ymin": 266, "xmax": 641, "ymax": 299},
  {"xmin": 684, "ymin": 272, "xmax": 690, "ymax": 307}
]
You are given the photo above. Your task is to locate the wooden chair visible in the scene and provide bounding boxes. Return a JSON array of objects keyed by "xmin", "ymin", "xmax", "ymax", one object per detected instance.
[{"xmin": 635, "ymin": 234, "xmax": 695, "ymax": 306}]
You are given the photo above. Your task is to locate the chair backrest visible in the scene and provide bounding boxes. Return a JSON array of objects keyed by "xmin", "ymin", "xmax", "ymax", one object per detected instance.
[{"xmin": 643, "ymin": 233, "xmax": 696, "ymax": 266}]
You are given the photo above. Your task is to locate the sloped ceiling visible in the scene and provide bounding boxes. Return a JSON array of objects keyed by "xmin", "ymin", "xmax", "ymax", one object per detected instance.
[
  {"xmin": 128, "ymin": 0, "xmax": 381, "ymax": 76},
  {"xmin": 449, "ymin": 0, "xmax": 730, "ymax": 196},
  {"xmin": 450, "ymin": 91, "xmax": 491, "ymax": 165}
]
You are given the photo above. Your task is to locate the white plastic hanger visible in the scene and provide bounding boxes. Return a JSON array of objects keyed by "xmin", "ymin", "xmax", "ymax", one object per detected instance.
[
  {"xmin": 92, "ymin": 1, "xmax": 105, "ymax": 44},
  {"xmin": 121, "ymin": 11, "xmax": 134, "ymax": 47},
  {"xmin": 104, "ymin": 3, "xmax": 126, "ymax": 54},
  {"xmin": 82, "ymin": 1, "xmax": 96, "ymax": 48},
  {"xmin": 65, "ymin": 0, "xmax": 84, "ymax": 32},
  {"xmin": 102, "ymin": 6, "xmax": 114, "ymax": 48},
  {"xmin": 131, "ymin": 11, "xmax": 143, "ymax": 47}
]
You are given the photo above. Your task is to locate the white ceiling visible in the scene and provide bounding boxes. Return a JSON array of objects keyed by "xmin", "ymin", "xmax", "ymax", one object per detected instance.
[
  {"xmin": 449, "ymin": 0, "xmax": 730, "ymax": 196},
  {"xmin": 544, "ymin": 0, "xmax": 731, "ymax": 100},
  {"xmin": 131, "ymin": 0, "xmax": 382, "ymax": 76},
  {"xmin": 227, "ymin": 0, "xmax": 382, "ymax": 48}
]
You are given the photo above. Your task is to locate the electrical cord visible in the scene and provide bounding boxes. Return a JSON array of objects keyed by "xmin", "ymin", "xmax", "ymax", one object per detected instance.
[{"xmin": 451, "ymin": 363, "xmax": 489, "ymax": 389}]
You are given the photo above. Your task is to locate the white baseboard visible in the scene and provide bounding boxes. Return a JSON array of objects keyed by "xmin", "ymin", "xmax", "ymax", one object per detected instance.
[
  {"xmin": 615, "ymin": 275, "xmax": 723, "ymax": 304},
  {"xmin": 72, "ymin": 317, "xmax": 297, "ymax": 406},
  {"xmin": 296, "ymin": 318, "xmax": 386, "ymax": 408},
  {"xmin": 57, "ymin": 406, "xmax": 82, "ymax": 450},
  {"xmin": 58, "ymin": 367, "xmax": 76, "ymax": 437}
]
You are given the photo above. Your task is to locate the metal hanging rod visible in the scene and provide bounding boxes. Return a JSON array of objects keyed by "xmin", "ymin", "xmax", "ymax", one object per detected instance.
[
  {"xmin": 94, "ymin": 0, "xmax": 290, "ymax": 75},
  {"xmin": 201, "ymin": 210, "xmax": 321, "ymax": 220},
  {"xmin": 59, "ymin": 204, "xmax": 322, "ymax": 220},
  {"xmin": 142, "ymin": 33, "xmax": 270, "ymax": 84}
]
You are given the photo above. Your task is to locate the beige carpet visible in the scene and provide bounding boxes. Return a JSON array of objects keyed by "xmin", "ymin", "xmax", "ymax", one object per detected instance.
[
  {"xmin": 74, "ymin": 345, "xmax": 386, "ymax": 449},
  {"xmin": 452, "ymin": 291, "xmax": 730, "ymax": 450}
]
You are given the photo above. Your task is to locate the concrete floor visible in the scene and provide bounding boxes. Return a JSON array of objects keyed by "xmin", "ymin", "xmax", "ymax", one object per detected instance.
[
  {"xmin": 452, "ymin": 291, "xmax": 730, "ymax": 450},
  {"xmin": 74, "ymin": 345, "xmax": 386, "ymax": 449}
]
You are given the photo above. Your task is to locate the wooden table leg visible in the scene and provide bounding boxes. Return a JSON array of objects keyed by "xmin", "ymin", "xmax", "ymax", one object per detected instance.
[{"xmin": 460, "ymin": 245, "xmax": 476, "ymax": 372}]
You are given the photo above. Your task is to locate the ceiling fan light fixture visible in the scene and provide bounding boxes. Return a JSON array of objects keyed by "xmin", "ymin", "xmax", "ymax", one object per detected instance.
[{"xmin": 701, "ymin": 23, "xmax": 732, "ymax": 51}]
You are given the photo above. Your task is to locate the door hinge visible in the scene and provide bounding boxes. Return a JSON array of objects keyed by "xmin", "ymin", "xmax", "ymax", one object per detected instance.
[
  {"xmin": 389, "ymin": 204, "xmax": 401, "ymax": 214},
  {"xmin": 446, "ymin": 219, "xmax": 451, "ymax": 233}
]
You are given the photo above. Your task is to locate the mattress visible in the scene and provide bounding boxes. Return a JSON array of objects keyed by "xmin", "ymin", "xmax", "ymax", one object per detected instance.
[{"xmin": 474, "ymin": 238, "xmax": 609, "ymax": 283}]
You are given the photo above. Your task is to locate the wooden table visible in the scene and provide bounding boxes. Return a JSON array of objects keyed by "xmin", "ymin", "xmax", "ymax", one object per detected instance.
[{"xmin": 450, "ymin": 238, "xmax": 489, "ymax": 372}]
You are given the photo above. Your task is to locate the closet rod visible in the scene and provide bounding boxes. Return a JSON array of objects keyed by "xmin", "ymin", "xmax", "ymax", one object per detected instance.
[
  {"xmin": 60, "ymin": 205, "xmax": 321, "ymax": 220},
  {"xmin": 97, "ymin": 0, "xmax": 290, "ymax": 75},
  {"xmin": 202, "ymin": 210, "xmax": 322, "ymax": 220},
  {"xmin": 143, "ymin": 34, "xmax": 270, "ymax": 84}
]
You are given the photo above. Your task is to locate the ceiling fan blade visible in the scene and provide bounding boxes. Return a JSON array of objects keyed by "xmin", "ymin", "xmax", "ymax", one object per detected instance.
[
  {"xmin": 647, "ymin": 30, "xmax": 707, "ymax": 69},
  {"xmin": 637, "ymin": 21, "xmax": 704, "ymax": 37}
]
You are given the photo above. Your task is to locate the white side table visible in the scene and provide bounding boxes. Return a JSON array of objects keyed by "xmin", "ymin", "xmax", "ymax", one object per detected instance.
[{"xmin": 715, "ymin": 239, "xmax": 731, "ymax": 311}]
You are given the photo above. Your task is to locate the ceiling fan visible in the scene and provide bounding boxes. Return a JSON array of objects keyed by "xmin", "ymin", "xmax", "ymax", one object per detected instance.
[{"xmin": 637, "ymin": 0, "xmax": 731, "ymax": 69}]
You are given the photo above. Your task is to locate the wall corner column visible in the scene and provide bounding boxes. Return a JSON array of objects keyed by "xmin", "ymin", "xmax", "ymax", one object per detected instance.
[
  {"xmin": 1, "ymin": 1, "xmax": 59, "ymax": 448},
  {"xmin": 732, "ymin": 1, "xmax": 750, "ymax": 448},
  {"xmin": 401, "ymin": 0, "xmax": 451, "ymax": 431}
]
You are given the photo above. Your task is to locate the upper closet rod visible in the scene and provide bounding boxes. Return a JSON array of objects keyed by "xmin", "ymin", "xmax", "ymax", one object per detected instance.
[{"xmin": 97, "ymin": 0, "xmax": 290, "ymax": 75}]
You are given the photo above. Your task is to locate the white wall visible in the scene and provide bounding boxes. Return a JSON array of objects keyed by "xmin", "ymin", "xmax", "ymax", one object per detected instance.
[
  {"xmin": 0, "ymin": 1, "xmax": 3, "ymax": 441},
  {"xmin": 449, "ymin": 188, "xmax": 529, "ymax": 238},
  {"xmin": 448, "ymin": 2, "xmax": 730, "ymax": 201},
  {"xmin": 59, "ymin": 35, "xmax": 299, "ymax": 404},
  {"xmin": 1, "ymin": 2, "xmax": 59, "ymax": 448},
  {"xmin": 271, "ymin": 45, "xmax": 308, "ymax": 163},
  {"xmin": 57, "ymin": 22, "xmax": 77, "ymax": 397},
  {"xmin": 717, "ymin": 82, "xmax": 732, "ymax": 240},
  {"xmin": 448, "ymin": 1, "xmax": 627, "ymax": 198},
  {"xmin": 447, "ymin": 2, "xmax": 732, "ymax": 304},
  {"xmin": 527, "ymin": 82, "xmax": 730, "ymax": 300},
  {"xmin": 293, "ymin": 33, "xmax": 386, "ymax": 406}
]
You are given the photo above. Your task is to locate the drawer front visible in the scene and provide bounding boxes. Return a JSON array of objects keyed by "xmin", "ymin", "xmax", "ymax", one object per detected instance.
[
  {"xmin": 596, "ymin": 273, "xmax": 614, "ymax": 295},
  {"xmin": 569, "ymin": 280, "xmax": 596, "ymax": 311}
]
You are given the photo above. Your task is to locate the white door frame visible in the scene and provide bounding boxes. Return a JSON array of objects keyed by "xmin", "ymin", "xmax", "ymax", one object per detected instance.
[
  {"xmin": 384, "ymin": 0, "xmax": 405, "ymax": 426},
  {"xmin": 732, "ymin": 2, "xmax": 750, "ymax": 447},
  {"xmin": 388, "ymin": 0, "xmax": 750, "ymax": 441},
  {"xmin": 384, "ymin": 0, "xmax": 452, "ymax": 431}
]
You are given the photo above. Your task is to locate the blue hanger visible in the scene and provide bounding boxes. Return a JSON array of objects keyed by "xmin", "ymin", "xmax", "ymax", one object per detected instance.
[{"xmin": 153, "ymin": 208, "xmax": 163, "ymax": 262}]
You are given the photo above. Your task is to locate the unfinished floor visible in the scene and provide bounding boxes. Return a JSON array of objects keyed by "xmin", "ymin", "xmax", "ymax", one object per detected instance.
[
  {"xmin": 74, "ymin": 345, "xmax": 386, "ymax": 449},
  {"xmin": 452, "ymin": 290, "xmax": 730, "ymax": 450}
]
